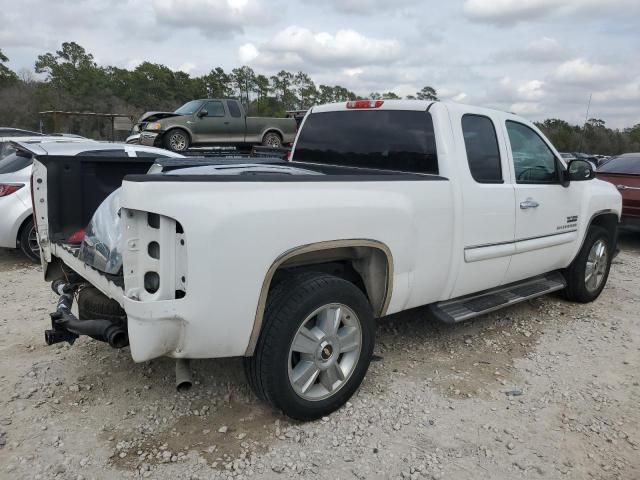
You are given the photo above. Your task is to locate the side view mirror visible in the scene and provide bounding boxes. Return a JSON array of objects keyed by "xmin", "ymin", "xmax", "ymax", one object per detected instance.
[
  {"xmin": 567, "ymin": 159, "xmax": 595, "ymax": 181},
  {"xmin": 197, "ymin": 109, "xmax": 208, "ymax": 118}
]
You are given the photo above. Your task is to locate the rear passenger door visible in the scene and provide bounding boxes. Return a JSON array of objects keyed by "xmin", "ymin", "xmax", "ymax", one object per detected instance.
[{"xmin": 451, "ymin": 112, "xmax": 515, "ymax": 297}]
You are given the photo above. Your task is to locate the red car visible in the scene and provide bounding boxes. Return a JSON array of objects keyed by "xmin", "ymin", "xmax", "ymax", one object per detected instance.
[{"xmin": 597, "ymin": 153, "xmax": 640, "ymax": 232}]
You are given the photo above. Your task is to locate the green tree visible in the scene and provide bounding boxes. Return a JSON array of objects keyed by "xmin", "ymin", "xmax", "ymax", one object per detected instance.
[
  {"xmin": 382, "ymin": 92, "xmax": 400, "ymax": 99},
  {"xmin": 199, "ymin": 67, "xmax": 232, "ymax": 98},
  {"xmin": 231, "ymin": 66, "xmax": 256, "ymax": 109},
  {"xmin": 416, "ymin": 86, "xmax": 438, "ymax": 101},
  {"xmin": 0, "ymin": 49, "xmax": 18, "ymax": 87},
  {"xmin": 35, "ymin": 42, "xmax": 107, "ymax": 105},
  {"xmin": 270, "ymin": 70, "xmax": 295, "ymax": 109},
  {"xmin": 294, "ymin": 71, "xmax": 316, "ymax": 109}
]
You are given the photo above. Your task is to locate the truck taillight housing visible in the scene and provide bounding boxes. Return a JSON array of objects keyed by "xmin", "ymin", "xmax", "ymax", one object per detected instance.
[
  {"xmin": 0, "ymin": 183, "xmax": 24, "ymax": 197},
  {"xmin": 346, "ymin": 100, "xmax": 384, "ymax": 109}
]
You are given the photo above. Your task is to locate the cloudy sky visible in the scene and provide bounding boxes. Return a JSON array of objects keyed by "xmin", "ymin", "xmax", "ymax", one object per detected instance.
[{"xmin": 1, "ymin": 0, "xmax": 639, "ymax": 127}]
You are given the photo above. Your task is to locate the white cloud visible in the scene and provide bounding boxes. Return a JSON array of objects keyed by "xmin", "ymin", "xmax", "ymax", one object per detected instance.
[
  {"xmin": 463, "ymin": 0, "xmax": 638, "ymax": 25},
  {"xmin": 238, "ymin": 43, "xmax": 260, "ymax": 63},
  {"xmin": 305, "ymin": 0, "xmax": 417, "ymax": 15},
  {"xmin": 261, "ymin": 26, "xmax": 402, "ymax": 68},
  {"xmin": 151, "ymin": 0, "xmax": 266, "ymax": 36},
  {"xmin": 592, "ymin": 80, "xmax": 640, "ymax": 104},
  {"xmin": 553, "ymin": 59, "xmax": 620, "ymax": 85},
  {"xmin": 499, "ymin": 77, "xmax": 546, "ymax": 102},
  {"xmin": 510, "ymin": 102, "xmax": 543, "ymax": 115},
  {"xmin": 520, "ymin": 37, "xmax": 569, "ymax": 62}
]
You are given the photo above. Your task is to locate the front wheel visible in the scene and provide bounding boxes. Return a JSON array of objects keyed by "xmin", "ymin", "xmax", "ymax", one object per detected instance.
[
  {"xmin": 564, "ymin": 226, "xmax": 613, "ymax": 303},
  {"xmin": 163, "ymin": 130, "xmax": 190, "ymax": 152},
  {"xmin": 244, "ymin": 273, "xmax": 375, "ymax": 420}
]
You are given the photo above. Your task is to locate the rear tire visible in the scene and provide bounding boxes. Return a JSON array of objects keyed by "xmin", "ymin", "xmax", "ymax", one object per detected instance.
[
  {"xmin": 244, "ymin": 272, "xmax": 374, "ymax": 420},
  {"xmin": 262, "ymin": 132, "xmax": 282, "ymax": 148},
  {"xmin": 564, "ymin": 226, "xmax": 613, "ymax": 303},
  {"xmin": 18, "ymin": 218, "xmax": 40, "ymax": 263},
  {"xmin": 163, "ymin": 129, "xmax": 190, "ymax": 152}
]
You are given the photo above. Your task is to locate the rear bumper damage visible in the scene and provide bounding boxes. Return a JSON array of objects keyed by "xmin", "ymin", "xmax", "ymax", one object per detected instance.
[{"xmin": 45, "ymin": 280, "xmax": 128, "ymax": 349}]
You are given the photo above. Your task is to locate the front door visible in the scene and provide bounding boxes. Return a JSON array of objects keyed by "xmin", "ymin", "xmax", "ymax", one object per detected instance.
[
  {"xmin": 503, "ymin": 120, "xmax": 582, "ymax": 283},
  {"xmin": 192, "ymin": 100, "xmax": 229, "ymax": 144},
  {"xmin": 450, "ymin": 111, "xmax": 516, "ymax": 298}
]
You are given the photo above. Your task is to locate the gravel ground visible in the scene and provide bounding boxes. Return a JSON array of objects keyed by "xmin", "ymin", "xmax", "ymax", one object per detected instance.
[{"xmin": 0, "ymin": 234, "xmax": 638, "ymax": 480}]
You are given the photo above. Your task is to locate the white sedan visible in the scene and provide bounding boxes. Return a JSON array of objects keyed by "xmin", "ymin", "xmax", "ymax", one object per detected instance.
[{"xmin": 0, "ymin": 140, "xmax": 184, "ymax": 261}]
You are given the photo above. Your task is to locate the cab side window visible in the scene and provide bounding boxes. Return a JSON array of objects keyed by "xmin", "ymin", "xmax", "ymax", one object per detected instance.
[
  {"xmin": 203, "ymin": 101, "xmax": 225, "ymax": 117},
  {"xmin": 506, "ymin": 121, "xmax": 558, "ymax": 184},
  {"xmin": 462, "ymin": 114, "xmax": 502, "ymax": 183}
]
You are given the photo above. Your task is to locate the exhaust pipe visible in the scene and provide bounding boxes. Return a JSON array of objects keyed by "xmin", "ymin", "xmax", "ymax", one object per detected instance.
[
  {"xmin": 175, "ymin": 359, "xmax": 192, "ymax": 392},
  {"xmin": 45, "ymin": 281, "xmax": 129, "ymax": 348}
]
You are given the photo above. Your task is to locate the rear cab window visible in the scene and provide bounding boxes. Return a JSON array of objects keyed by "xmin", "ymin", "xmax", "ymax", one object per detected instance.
[
  {"xmin": 461, "ymin": 115, "xmax": 502, "ymax": 183},
  {"xmin": 292, "ymin": 110, "xmax": 438, "ymax": 174}
]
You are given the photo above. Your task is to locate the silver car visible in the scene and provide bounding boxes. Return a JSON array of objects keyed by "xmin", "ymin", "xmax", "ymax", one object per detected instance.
[{"xmin": 0, "ymin": 140, "xmax": 184, "ymax": 261}]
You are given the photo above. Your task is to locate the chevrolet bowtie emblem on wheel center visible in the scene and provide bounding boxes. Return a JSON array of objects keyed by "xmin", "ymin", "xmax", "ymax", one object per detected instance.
[{"xmin": 320, "ymin": 342, "xmax": 333, "ymax": 360}]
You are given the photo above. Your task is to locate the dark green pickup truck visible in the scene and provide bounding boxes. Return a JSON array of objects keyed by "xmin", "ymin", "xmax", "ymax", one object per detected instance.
[{"xmin": 136, "ymin": 99, "xmax": 297, "ymax": 152}]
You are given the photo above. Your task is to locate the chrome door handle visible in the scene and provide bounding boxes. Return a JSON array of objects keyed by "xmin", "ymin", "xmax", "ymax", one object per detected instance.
[
  {"xmin": 520, "ymin": 198, "xmax": 539, "ymax": 209},
  {"xmin": 617, "ymin": 184, "xmax": 640, "ymax": 191}
]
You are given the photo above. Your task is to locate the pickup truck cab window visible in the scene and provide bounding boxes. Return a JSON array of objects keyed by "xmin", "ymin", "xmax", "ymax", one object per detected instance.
[
  {"xmin": 506, "ymin": 121, "xmax": 558, "ymax": 184},
  {"xmin": 461, "ymin": 114, "xmax": 502, "ymax": 183},
  {"xmin": 293, "ymin": 110, "xmax": 438, "ymax": 174},
  {"xmin": 227, "ymin": 101, "xmax": 242, "ymax": 118},
  {"xmin": 202, "ymin": 101, "xmax": 225, "ymax": 117},
  {"xmin": 174, "ymin": 100, "xmax": 203, "ymax": 115}
]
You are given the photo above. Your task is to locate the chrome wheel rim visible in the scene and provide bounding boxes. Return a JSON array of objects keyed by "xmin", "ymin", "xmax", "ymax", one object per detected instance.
[
  {"xmin": 265, "ymin": 135, "xmax": 281, "ymax": 147},
  {"xmin": 28, "ymin": 225, "xmax": 40, "ymax": 258},
  {"xmin": 585, "ymin": 239, "xmax": 608, "ymax": 293},
  {"xmin": 169, "ymin": 132, "xmax": 187, "ymax": 151},
  {"xmin": 288, "ymin": 303, "xmax": 362, "ymax": 401}
]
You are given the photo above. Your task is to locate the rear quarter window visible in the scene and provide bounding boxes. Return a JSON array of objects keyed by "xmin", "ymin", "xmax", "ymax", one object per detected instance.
[
  {"xmin": 0, "ymin": 153, "xmax": 33, "ymax": 174},
  {"xmin": 293, "ymin": 110, "xmax": 438, "ymax": 174}
]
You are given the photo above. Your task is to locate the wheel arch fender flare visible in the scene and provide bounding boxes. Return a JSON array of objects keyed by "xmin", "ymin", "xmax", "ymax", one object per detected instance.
[
  {"xmin": 244, "ymin": 239, "xmax": 394, "ymax": 356},
  {"xmin": 571, "ymin": 209, "xmax": 619, "ymax": 264},
  {"xmin": 261, "ymin": 128, "xmax": 284, "ymax": 142},
  {"xmin": 163, "ymin": 126, "xmax": 193, "ymax": 143}
]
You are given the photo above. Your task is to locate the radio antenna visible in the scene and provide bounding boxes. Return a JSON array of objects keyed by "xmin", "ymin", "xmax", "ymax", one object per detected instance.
[{"xmin": 577, "ymin": 93, "xmax": 592, "ymax": 153}]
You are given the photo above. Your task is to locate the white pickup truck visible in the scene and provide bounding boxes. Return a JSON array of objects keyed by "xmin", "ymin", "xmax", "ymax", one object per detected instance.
[{"xmin": 32, "ymin": 100, "xmax": 621, "ymax": 420}]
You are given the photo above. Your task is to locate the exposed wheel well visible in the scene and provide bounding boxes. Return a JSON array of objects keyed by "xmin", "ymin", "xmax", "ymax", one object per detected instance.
[
  {"xmin": 590, "ymin": 212, "xmax": 618, "ymax": 237},
  {"xmin": 245, "ymin": 241, "xmax": 393, "ymax": 355},
  {"xmin": 262, "ymin": 130, "xmax": 282, "ymax": 141}
]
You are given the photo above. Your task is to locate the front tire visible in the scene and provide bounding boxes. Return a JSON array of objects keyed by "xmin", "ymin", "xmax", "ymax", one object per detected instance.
[
  {"xmin": 163, "ymin": 129, "xmax": 190, "ymax": 152},
  {"xmin": 19, "ymin": 218, "xmax": 40, "ymax": 262},
  {"xmin": 564, "ymin": 226, "xmax": 613, "ymax": 303},
  {"xmin": 244, "ymin": 273, "xmax": 375, "ymax": 420}
]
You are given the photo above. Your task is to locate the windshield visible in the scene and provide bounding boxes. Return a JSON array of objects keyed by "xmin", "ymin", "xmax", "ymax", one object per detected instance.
[
  {"xmin": 292, "ymin": 110, "xmax": 438, "ymax": 174},
  {"xmin": 174, "ymin": 100, "xmax": 203, "ymax": 115}
]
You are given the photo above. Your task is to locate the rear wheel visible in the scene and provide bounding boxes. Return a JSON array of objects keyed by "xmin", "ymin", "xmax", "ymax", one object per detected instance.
[
  {"xmin": 262, "ymin": 132, "xmax": 282, "ymax": 148},
  {"xmin": 163, "ymin": 129, "xmax": 190, "ymax": 152},
  {"xmin": 19, "ymin": 218, "xmax": 40, "ymax": 262},
  {"xmin": 244, "ymin": 272, "xmax": 374, "ymax": 420},
  {"xmin": 564, "ymin": 226, "xmax": 613, "ymax": 302}
]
